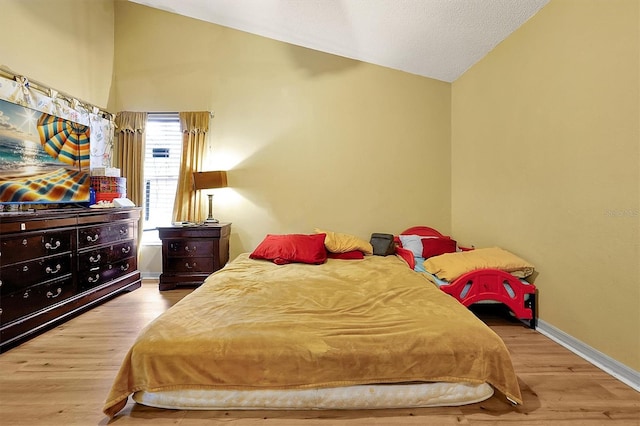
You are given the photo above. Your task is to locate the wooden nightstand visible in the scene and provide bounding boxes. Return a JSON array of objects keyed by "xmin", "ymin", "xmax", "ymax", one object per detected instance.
[{"xmin": 157, "ymin": 223, "xmax": 231, "ymax": 291}]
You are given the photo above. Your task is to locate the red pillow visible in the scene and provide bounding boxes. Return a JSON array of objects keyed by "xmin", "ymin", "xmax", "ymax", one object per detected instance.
[
  {"xmin": 421, "ymin": 237, "xmax": 457, "ymax": 259},
  {"xmin": 250, "ymin": 234, "xmax": 327, "ymax": 265},
  {"xmin": 327, "ymin": 250, "xmax": 365, "ymax": 260}
]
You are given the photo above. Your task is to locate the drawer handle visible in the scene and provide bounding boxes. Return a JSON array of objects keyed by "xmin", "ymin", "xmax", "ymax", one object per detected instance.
[
  {"xmin": 89, "ymin": 254, "xmax": 101, "ymax": 263},
  {"xmin": 121, "ymin": 246, "xmax": 131, "ymax": 254},
  {"xmin": 45, "ymin": 240, "xmax": 61, "ymax": 250},
  {"xmin": 22, "ymin": 265, "xmax": 29, "ymax": 272},
  {"xmin": 120, "ymin": 263, "xmax": 130, "ymax": 272},
  {"xmin": 23, "ymin": 290, "xmax": 30, "ymax": 299},
  {"xmin": 22, "ymin": 239, "xmax": 28, "ymax": 246},
  {"xmin": 119, "ymin": 228, "xmax": 128, "ymax": 235},
  {"xmin": 87, "ymin": 274, "xmax": 100, "ymax": 283},
  {"xmin": 46, "ymin": 288, "xmax": 62, "ymax": 299},
  {"xmin": 45, "ymin": 264, "xmax": 62, "ymax": 274},
  {"xmin": 87, "ymin": 234, "xmax": 99, "ymax": 243},
  {"xmin": 185, "ymin": 262, "xmax": 197, "ymax": 269},
  {"xmin": 185, "ymin": 246, "xmax": 196, "ymax": 252}
]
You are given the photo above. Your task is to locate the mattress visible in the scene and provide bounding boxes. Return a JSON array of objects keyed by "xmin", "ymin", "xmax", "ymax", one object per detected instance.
[{"xmin": 134, "ymin": 382, "xmax": 494, "ymax": 410}]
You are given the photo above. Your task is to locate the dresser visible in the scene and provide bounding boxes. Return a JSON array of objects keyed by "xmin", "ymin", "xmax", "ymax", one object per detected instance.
[
  {"xmin": 158, "ymin": 223, "xmax": 231, "ymax": 290},
  {"xmin": 0, "ymin": 208, "xmax": 141, "ymax": 352}
]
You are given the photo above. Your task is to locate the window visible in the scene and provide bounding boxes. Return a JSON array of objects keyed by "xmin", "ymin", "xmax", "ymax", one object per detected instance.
[{"xmin": 142, "ymin": 113, "xmax": 182, "ymax": 244}]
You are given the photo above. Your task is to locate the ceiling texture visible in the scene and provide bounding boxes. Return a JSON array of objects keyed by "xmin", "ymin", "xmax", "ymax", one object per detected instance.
[{"xmin": 128, "ymin": 0, "xmax": 549, "ymax": 82}]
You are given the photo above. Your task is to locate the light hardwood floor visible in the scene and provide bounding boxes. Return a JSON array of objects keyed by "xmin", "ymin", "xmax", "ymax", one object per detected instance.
[{"xmin": 0, "ymin": 282, "xmax": 638, "ymax": 425}]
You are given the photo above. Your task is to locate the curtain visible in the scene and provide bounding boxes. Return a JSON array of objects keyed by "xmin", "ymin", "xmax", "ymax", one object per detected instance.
[
  {"xmin": 172, "ymin": 111, "xmax": 211, "ymax": 223},
  {"xmin": 114, "ymin": 111, "xmax": 147, "ymax": 248}
]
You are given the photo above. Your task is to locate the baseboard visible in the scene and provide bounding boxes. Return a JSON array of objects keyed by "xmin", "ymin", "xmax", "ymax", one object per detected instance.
[
  {"xmin": 536, "ymin": 319, "xmax": 640, "ymax": 392},
  {"xmin": 140, "ymin": 272, "xmax": 160, "ymax": 280}
]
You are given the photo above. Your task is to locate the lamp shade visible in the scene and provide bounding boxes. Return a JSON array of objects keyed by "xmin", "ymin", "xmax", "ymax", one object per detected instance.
[{"xmin": 193, "ymin": 171, "xmax": 228, "ymax": 190}]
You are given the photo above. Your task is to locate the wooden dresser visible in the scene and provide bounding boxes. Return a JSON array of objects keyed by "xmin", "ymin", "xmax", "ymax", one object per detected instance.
[
  {"xmin": 0, "ymin": 208, "xmax": 141, "ymax": 352},
  {"xmin": 158, "ymin": 223, "xmax": 231, "ymax": 291}
]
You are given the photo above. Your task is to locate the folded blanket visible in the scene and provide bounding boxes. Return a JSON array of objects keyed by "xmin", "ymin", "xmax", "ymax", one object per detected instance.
[{"xmin": 424, "ymin": 247, "xmax": 534, "ymax": 282}]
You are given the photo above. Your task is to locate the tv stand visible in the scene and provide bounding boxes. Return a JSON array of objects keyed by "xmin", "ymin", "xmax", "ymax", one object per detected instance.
[{"xmin": 0, "ymin": 207, "xmax": 142, "ymax": 352}]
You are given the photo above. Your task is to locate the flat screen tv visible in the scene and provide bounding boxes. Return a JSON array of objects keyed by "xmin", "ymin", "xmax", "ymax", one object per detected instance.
[{"xmin": 0, "ymin": 98, "xmax": 90, "ymax": 206}]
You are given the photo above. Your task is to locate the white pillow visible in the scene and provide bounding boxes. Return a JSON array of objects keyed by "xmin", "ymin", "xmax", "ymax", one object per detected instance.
[{"xmin": 398, "ymin": 235, "xmax": 423, "ymax": 258}]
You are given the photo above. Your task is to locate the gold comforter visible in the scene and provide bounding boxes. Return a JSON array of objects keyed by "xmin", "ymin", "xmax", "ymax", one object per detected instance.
[{"xmin": 104, "ymin": 254, "xmax": 522, "ymax": 417}]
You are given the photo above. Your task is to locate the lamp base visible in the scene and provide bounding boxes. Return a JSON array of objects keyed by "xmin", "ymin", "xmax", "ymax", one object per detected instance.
[{"xmin": 203, "ymin": 194, "xmax": 219, "ymax": 224}]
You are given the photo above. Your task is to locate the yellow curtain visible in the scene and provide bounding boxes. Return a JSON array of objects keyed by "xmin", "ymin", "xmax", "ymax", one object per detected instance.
[
  {"xmin": 172, "ymin": 111, "xmax": 210, "ymax": 223},
  {"xmin": 113, "ymin": 111, "xmax": 147, "ymax": 247}
]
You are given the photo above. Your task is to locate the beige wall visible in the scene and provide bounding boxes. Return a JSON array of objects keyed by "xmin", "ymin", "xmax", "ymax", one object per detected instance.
[
  {"xmin": 113, "ymin": 2, "xmax": 452, "ymax": 262},
  {"xmin": 0, "ymin": 0, "xmax": 114, "ymax": 108},
  {"xmin": 452, "ymin": 0, "xmax": 639, "ymax": 370}
]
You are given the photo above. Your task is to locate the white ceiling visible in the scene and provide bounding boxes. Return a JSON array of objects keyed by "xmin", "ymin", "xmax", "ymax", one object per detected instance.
[{"xmin": 128, "ymin": 0, "xmax": 549, "ymax": 82}]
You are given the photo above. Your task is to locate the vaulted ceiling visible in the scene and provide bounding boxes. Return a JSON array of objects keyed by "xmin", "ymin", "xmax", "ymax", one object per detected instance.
[{"xmin": 128, "ymin": 0, "xmax": 549, "ymax": 82}]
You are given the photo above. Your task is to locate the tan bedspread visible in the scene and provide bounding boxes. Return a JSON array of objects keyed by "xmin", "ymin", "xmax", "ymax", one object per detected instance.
[
  {"xmin": 424, "ymin": 247, "xmax": 535, "ymax": 282},
  {"xmin": 104, "ymin": 253, "xmax": 522, "ymax": 417}
]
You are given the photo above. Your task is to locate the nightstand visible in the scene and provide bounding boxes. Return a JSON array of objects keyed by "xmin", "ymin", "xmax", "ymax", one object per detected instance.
[{"xmin": 157, "ymin": 223, "xmax": 231, "ymax": 291}]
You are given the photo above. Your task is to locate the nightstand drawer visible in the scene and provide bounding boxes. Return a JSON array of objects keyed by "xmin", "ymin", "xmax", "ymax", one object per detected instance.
[
  {"xmin": 167, "ymin": 240, "xmax": 214, "ymax": 258},
  {"xmin": 166, "ymin": 256, "xmax": 214, "ymax": 273}
]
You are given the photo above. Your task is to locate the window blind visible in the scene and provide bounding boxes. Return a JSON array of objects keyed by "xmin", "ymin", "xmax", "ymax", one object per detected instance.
[{"xmin": 143, "ymin": 113, "xmax": 182, "ymax": 242}]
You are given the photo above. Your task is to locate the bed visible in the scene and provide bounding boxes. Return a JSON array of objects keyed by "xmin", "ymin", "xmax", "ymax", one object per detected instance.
[
  {"xmin": 395, "ymin": 226, "xmax": 537, "ymax": 329},
  {"xmin": 103, "ymin": 233, "xmax": 523, "ymax": 417}
]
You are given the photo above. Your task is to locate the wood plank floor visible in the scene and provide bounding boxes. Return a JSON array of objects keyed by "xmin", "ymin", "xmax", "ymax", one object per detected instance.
[{"xmin": 0, "ymin": 282, "xmax": 638, "ymax": 425}]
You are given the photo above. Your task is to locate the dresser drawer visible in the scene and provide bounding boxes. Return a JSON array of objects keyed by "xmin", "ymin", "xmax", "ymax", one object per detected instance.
[
  {"xmin": 0, "ymin": 254, "xmax": 72, "ymax": 295},
  {"xmin": 78, "ymin": 221, "xmax": 134, "ymax": 249},
  {"xmin": 77, "ymin": 240, "xmax": 136, "ymax": 272},
  {"xmin": 166, "ymin": 256, "xmax": 214, "ymax": 273},
  {"xmin": 78, "ymin": 256, "xmax": 137, "ymax": 291},
  {"xmin": 166, "ymin": 239, "xmax": 214, "ymax": 258},
  {"xmin": 1, "ymin": 276, "xmax": 74, "ymax": 324},
  {"xmin": 0, "ymin": 230, "xmax": 73, "ymax": 266}
]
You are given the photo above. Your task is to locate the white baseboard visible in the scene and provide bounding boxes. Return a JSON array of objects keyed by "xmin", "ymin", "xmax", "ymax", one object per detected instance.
[{"xmin": 536, "ymin": 319, "xmax": 640, "ymax": 392}]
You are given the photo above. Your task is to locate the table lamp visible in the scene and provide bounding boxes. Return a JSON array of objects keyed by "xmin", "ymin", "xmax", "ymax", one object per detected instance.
[{"xmin": 192, "ymin": 170, "xmax": 228, "ymax": 224}]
